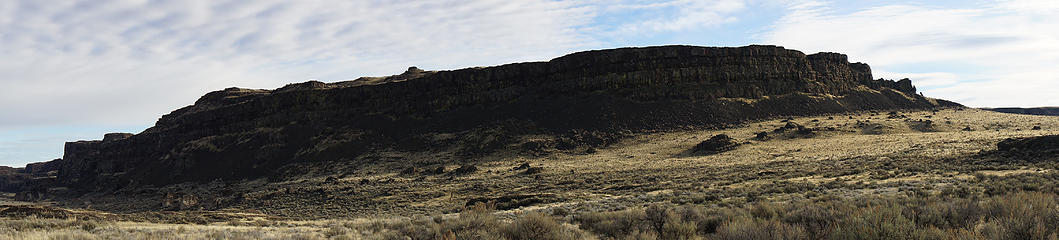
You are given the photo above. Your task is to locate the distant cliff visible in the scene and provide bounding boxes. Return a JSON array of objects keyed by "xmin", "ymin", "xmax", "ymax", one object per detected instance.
[
  {"xmin": 30, "ymin": 45, "xmax": 957, "ymax": 192},
  {"xmin": 983, "ymin": 107, "xmax": 1059, "ymax": 116}
]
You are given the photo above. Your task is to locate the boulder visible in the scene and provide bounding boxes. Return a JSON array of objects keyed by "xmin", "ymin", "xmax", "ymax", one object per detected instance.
[
  {"xmin": 692, "ymin": 134, "xmax": 741, "ymax": 154},
  {"xmin": 997, "ymin": 135, "xmax": 1059, "ymax": 157}
]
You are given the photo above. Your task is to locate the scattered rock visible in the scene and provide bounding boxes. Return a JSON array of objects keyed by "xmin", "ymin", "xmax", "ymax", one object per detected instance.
[
  {"xmin": 1033, "ymin": 126, "xmax": 1042, "ymax": 130},
  {"xmin": 692, "ymin": 134, "xmax": 740, "ymax": 154},
  {"xmin": 754, "ymin": 132, "xmax": 771, "ymax": 141},
  {"xmin": 963, "ymin": 127, "xmax": 974, "ymax": 131},
  {"xmin": 513, "ymin": 163, "xmax": 531, "ymax": 170},
  {"xmin": 431, "ymin": 166, "xmax": 446, "ymax": 175},
  {"xmin": 452, "ymin": 165, "xmax": 478, "ymax": 175},
  {"xmin": 0, "ymin": 205, "xmax": 71, "ymax": 219},
  {"xmin": 555, "ymin": 130, "xmax": 624, "ymax": 151},
  {"xmin": 163, "ymin": 193, "xmax": 200, "ymax": 210},
  {"xmin": 13, "ymin": 190, "xmax": 43, "ymax": 201},
  {"xmin": 774, "ymin": 121, "xmax": 803, "ymax": 133},
  {"xmin": 908, "ymin": 119, "xmax": 936, "ymax": 132},
  {"xmin": 401, "ymin": 167, "xmax": 418, "ymax": 175},
  {"xmin": 524, "ymin": 167, "xmax": 544, "ymax": 175},
  {"xmin": 795, "ymin": 126, "xmax": 816, "ymax": 136},
  {"xmin": 520, "ymin": 139, "xmax": 554, "ymax": 155},
  {"xmin": 465, "ymin": 193, "xmax": 559, "ymax": 210}
]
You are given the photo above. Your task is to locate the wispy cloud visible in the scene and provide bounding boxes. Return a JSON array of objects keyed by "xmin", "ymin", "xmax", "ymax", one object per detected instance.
[
  {"xmin": 0, "ymin": 0, "xmax": 756, "ymax": 129},
  {"xmin": 0, "ymin": 0, "xmax": 597, "ymax": 128},
  {"xmin": 586, "ymin": 0, "xmax": 748, "ymax": 34},
  {"xmin": 761, "ymin": 0, "xmax": 1059, "ymax": 107}
]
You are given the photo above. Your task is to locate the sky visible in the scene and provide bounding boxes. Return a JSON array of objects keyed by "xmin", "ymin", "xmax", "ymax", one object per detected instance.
[{"xmin": 2, "ymin": 0, "xmax": 1058, "ymax": 166}]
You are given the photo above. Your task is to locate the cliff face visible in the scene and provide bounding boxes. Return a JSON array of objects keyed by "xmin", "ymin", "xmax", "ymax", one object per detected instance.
[
  {"xmin": 50, "ymin": 45, "xmax": 955, "ymax": 190},
  {"xmin": 984, "ymin": 107, "xmax": 1059, "ymax": 116}
]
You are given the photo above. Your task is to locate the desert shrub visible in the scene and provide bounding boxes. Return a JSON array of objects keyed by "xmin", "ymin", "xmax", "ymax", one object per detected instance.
[
  {"xmin": 830, "ymin": 204, "xmax": 916, "ymax": 240},
  {"xmin": 323, "ymin": 224, "xmax": 350, "ymax": 238},
  {"xmin": 47, "ymin": 231, "xmax": 99, "ymax": 240},
  {"xmin": 10, "ymin": 191, "xmax": 1059, "ymax": 239},
  {"xmin": 910, "ymin": 226, "xmax": 947, "ymax": 240},
  {"xmin": 782, "ymin": 202, "xmax": 839, "ymax": 238},
  {"xmin": 749, "ymin": 202, "xmax": 783, "ymax": 220},
  {"xmin": 907, "ymin": 197, "xmax": 983, "ymax": 230},
  {"xmin": 644, "ymin": 205, "xmax": 669, "ymax": 235},
  {"xmin": 400, "ymin": 218, "xmax": 441, "ymax": 240},
  {"xmin": 976, "ymin": 192, "xmax": 1059, "ymax": 240},
  {"xmin": 436, "ymin": 203, "xmax": 502, "ymax": 240},
  {"xmin": 0, "ymin": 217, "xmax": 112, "ymax": 234},
  {"xmin": 574, "ymin": 208, "xmax": 647, "ymax": 238},
  {"xmin": 659, "ymin": 213, "xmax": 698, "ymax": 240},
  {"xmin": 203, "ymin": 230, "xmax": 275, "ymax": 240},
  {"xmin": 621, "ymin": 230, "xmax": 658, "ymax": 240},
  {"xmin": 500, "ymin": 212, "xmax": 586, "ymax": 240},
  {"xmin": 712, "ymin": 217, "xmax": 807, "ymax": 240},
  {"xmin": 672, "ymin": 205, "xmax": 724, "ymax": 235}
]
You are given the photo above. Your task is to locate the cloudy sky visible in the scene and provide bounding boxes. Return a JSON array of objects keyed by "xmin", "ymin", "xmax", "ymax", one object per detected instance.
[{"xmin": 2, "ymin": 0, "xmax": 1057, "ymax": 166}]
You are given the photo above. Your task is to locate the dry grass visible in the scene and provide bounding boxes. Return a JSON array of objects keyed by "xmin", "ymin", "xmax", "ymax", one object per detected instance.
[
  {"xmin": 6, "ymin": 192, "xmax": 1059, "ymax": 239},
  {"xmin": 53, "ymin": 109, "xmax": 1059, "ymax": 219},
  {"xmin": 4, "ymin": 109, "xmax": 1059, "ymax": 239}
]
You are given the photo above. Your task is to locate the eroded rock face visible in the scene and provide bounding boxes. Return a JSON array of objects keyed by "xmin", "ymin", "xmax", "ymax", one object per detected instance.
[
  {"xmin": 23, "ymin": 159, "xmax": 62, "ymax": 175},
  {"xmin": 103, "ymin": 133, "xmax": 134, "ymax": 142},
  {"xmin": 48, "ymin": 45, "xmax": 955, "ymax": 191}
]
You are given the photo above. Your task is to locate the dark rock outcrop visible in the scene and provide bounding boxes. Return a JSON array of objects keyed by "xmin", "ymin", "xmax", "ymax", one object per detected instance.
[
  {"xmin": 983, "ymin": 107, "xmax": 1059, "ymax": 116},
  {"xmin": 864, "ymin": 78, "xmax": 916, "ymax": 94},
  {"xmin": 0, "ymin": 166, "xmax": 31, "ymax": 193},
  {"xmin": 1, "ymin": 158, "xmax": 62, "ymax": 193},
  {"xmin": 997, "ymin": 135, "xmax": 1059, "ymax": 158},
  {"xmin": 22, "ymin": 159, "xmax": 62, "ymax": 176},
  {"xmin": 103, "ymin": 133, "xmax": 134, "ymax": 142},
  {"xmin": 42, "ymin": 45, "xmax": 956, "ymax": 192},
  {"xmin": 692, "ymin": 134, "xmax": 741, "ymax": 154}
]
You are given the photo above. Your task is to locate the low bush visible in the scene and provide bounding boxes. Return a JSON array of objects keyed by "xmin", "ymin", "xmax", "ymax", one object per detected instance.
[{"xmin": 4, "ymin": 191, "xmax": 1059, "ymax": 239}]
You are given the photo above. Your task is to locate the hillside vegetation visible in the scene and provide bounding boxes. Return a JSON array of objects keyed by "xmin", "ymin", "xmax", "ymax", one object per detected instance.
[{"xmin": 3, "ymin": 109, "xmax": 1058, "ymax": 239}]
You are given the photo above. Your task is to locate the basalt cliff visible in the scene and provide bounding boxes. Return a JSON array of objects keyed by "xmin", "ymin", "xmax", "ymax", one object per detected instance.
[
  {"xmin": 8, "ymin": 45, "xmax": 957, "ymax": 201},
  {"xmin": 983, "ymin": 107, "xmax": 1059, "ymax": 116}
]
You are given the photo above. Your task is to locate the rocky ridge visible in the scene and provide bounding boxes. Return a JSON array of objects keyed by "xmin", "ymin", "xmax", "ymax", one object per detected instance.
[
  {"xmin": 9, "ymin": 45, "xmax": 957, "ymax": 200},
  {"xmin": 984, "ymin": 107, "xmax": 1059, "ymax": 116}
]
